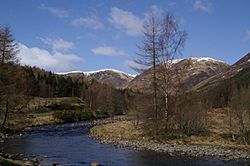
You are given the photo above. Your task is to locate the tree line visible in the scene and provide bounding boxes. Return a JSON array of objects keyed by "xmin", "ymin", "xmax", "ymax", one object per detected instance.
[{"xmin": 0, "ymin": 25, "xmax": 130, "ymax": 131}]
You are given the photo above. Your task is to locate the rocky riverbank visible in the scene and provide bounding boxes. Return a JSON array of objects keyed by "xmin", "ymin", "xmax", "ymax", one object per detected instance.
[
  {"xmin": 0, "ymin": 152, "xmax": 42, "ymax": 166},
  {"xmin": 90, "ymin": 121, "xmax": 250, "ymax": 161}
]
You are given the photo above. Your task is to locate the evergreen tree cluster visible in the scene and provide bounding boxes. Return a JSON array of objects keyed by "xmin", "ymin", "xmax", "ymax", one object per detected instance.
[
  {"xmin": 201, "ymin": 67, "xmax": 250, "ymax": 108},
  {"xmin": 21, "ymin": 66, "xmax": 129, "ymax": 115},
  {"xmin": 23, "ymin": 66, "xmax": 84, "ymax": 98}
]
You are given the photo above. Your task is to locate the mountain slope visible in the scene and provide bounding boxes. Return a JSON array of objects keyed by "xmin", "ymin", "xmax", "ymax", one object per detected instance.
[
  {"xmin": 195, "ymin": 52, "xmax": 250, "ymax": 108},
  {"xmin": 57, "ymin": 69, "xmax": 135, "ymax": 89},
  {"xmin": 127, "ymin": 57, "xmax": 229, "ymax": 92},
  {"xmin": 196, "ymin": 52, "xmax": 250, "ymax": 90}
]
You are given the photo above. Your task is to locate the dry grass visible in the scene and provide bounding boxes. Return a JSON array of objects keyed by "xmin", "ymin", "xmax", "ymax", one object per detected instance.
[
  {"xmin": 3, "ymin": 111, "xmax": 58, "ymax": 130},
  {"xmin": 91, "ymin": 121, "xmax": 146, "ymax": 140},
  {"xmin": 0, "ymin": 97, "xmax": 84, "ymax": 131},
  {"xmin": 26, "ymin": 97, "xmax": 83, "ymax": 111},
  {"xmin": 91, "ymin": 108, "xmax": 250, "ymax": 150}
]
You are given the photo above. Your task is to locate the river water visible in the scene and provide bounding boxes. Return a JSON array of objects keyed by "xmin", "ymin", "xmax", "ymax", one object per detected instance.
[{"xmin": 0, "ymin": 122, "xmax": 248, "ymax": 166}]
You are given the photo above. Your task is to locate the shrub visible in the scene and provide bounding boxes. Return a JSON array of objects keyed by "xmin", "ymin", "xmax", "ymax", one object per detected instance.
[
  {"xmin": 53, "ymin": 110, "xmax": 95, "ymax": 123},
  {"xmin": 47, "ymin": 103, "xmax": 77, "ymax": 110}
]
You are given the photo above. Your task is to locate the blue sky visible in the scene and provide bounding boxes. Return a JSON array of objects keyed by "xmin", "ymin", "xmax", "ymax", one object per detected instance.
[{"xmin": 0, "ymin": 0, "xmax": 250, "ymax": 74}]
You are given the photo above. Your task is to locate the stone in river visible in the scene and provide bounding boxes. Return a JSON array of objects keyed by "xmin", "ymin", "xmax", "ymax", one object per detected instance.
[{"xmin": 90, "ymin": 162, "xmax": 100, "ymax": 166}]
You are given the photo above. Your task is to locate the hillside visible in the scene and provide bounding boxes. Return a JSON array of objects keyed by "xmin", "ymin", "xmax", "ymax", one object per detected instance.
[
  {"xmin": 57, "ymin": 69, "xmax": 135, "ymax": 89},
  {"xmin": 196, "ymin": 53, "xmax": 250, "ymax": 108},
  {"xmin": 196, "ymin": 52, "xmax": 250, "ymax": 91},
  {"xmin": 127, "ymin": 57, "xmax": 229, "ymax": 92}
]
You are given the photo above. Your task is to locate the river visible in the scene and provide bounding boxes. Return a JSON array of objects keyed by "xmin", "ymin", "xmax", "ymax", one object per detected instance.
[{"xmin": 0, "ymin": 122, "xmax": 247, "ymax": 166}]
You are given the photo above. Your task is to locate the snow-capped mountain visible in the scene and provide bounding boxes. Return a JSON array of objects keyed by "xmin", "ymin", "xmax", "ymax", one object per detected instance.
[
  {"xmin": 127, "ymin": 57, "xmax": 229, "ymax": 92},
  {"xmin": 195, "ymin": 52, "xmax": 250, "ymax": 90},
  {"xmin": 57, "ymin": 69, "xmax": 137, "ymax": 77},
  {"xmin": 172, "ymin": 57, "xmax": 224, "ymax": 63},
  {"xmin": 57, "ymin": 69, "xmax": 136, "ymax": 89},
  {"xmin": 56, "ymin": 54, "xmax": 250, "ymax": 92}
]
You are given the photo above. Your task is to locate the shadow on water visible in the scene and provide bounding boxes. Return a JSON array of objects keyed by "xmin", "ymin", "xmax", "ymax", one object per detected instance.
[{"xmin": 0, "ymin": 123, "xmax": 248, "ymax": 166}]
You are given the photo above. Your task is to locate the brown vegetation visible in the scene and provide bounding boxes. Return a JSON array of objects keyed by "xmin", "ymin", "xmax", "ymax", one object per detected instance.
[{"xmin": 91, "ymin": 107, "xmax": 250, "ymax": 150}]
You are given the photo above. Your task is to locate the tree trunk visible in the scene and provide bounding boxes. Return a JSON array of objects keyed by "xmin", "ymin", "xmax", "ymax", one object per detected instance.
[
  {"xmin": 71, "ymin": 87, "xmax": 74, "ymax": 97},
  {"xmin": 153, "ymin": 71, "xmax": 157, "ymax": 120},
  {"xmin": 152, "ymin": 23, "xmax": 158, "ymax": 121},
  {"xmin": 165, "ymin": 94, "xmax": 168, "ymax": 128},
  {"xmin": 1, "ymin": 40, "xmax": 6, "ymax": 64},
  {"xmin": 1, "ymin": 98, "xmax": 9, "ymax": 132}
]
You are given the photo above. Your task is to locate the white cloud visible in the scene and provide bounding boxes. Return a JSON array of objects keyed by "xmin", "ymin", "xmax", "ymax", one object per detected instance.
[
  {"xmin": 18, "ymin": 43, "xmax": 84, "ymax": 72},
  {"xmin": 39, "ymin": 37, "xmax": 74, "ymax": 51},
  {"xmin": 108, "ymin": 7, "xmax": 144, "ymax": 36},
  {"xmin": 108, "ymin": 6, "xmax": 185, "ymax": 36},
  {"xmin": 72, "ymin": 14, "xmax": 104, "ymax": 30},
  {"xmin": 91, "ymin": 46, "xmax": 126, "ymax": 56},
  {"xmin": 41, "ymin": 4, "xmax": 69, "ymax": 18},
  {"xmin": 193, "ymin": 0, "xmax": 212, "ymax": 13}
]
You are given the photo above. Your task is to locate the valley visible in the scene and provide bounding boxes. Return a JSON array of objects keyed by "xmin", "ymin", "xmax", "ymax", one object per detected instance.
[
  {"xmin": 1, "ymin": 1, "xmax": 250, "ymax": 165},
  {"xmin": 1, "ymin": 53, "xmax": 250, "ymax": 165}
]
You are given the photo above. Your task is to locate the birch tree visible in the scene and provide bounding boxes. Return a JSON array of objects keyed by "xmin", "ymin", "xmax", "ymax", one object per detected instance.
[{"xmin": 157, "ymin": 14, "xmax": 187, "ymax": 129}]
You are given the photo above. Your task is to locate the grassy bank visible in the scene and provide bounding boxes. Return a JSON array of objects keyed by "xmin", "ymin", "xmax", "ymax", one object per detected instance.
[
  {"xmin": 90, "ymin": 108, "xmax": 250, "ymax": 150},
  {"xmin": 0, "ymin": 97, "xmax": 98, "ymax": 133},
  {"xmin": 1, "ymin": 111, "xmax": 59, "ymax": 132},
  {"xmin": 91, "ymin": 121, "xmax": 250, "ymax": 150}
]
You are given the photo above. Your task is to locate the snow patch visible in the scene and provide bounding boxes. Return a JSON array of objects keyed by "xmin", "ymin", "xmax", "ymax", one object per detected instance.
[
  {"xmin": 56, "ymin": 71, "xmax": 84, "ymax": 75},
  {"xmin": 189, "ymin": 57, "xmax": 224, "ymax": 63},
  {"xmin": 172, "ymin": 59, "xmax": 183, "ymax": 64},
  {"xmin": 57, "ymin": 69, "xmax": 136, "ymax": 78},
  {"xmin": 237, "ymin": 68, "xmax": 243, "ymax": 72},
  {"xmin": 166, "ymin": 57, "xmax": 224, "ymax": 64}
]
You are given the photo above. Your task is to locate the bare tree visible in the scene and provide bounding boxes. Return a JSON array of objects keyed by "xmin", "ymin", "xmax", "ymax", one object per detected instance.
[
  {"xmin": 229, "ymin": 88, "xmax": 250, "ymax": 144},
  {"xmin": 0, "ymin": 25, "xmax": 24, "ymax": 132},
  {"xmin": 132, "ymin": 12, "xmax": 187, "ymax": 135},
  {"xmin": 175, "ymin": 92, "xmax": 207, "ymax": 136},
  {"xmin": 0, "ymin": 25, "xmax": 19, "ymax": 64},
  {"xmin": 156, "ymin": 13, "xmax": 187, "ymax": 128},
  {"xmin": 132, "ymin": 12, "xmax": 160, "ymax": 120}
]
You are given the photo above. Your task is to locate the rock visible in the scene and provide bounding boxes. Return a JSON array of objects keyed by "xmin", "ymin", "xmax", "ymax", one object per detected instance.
[
  {"xmin": 31, "ymin": 157, "xmax": 38, "ymax": 163},
  {"xmin": 23, "ymin": 161, "xmax": 33, "ymax": 166},
  {"xmin": 90, "ymin": 162, "xmax": 100, "ymax": 166},
  {"xmin": 8, "ymin": 154, "xmax": 14, "ymax": 159},
  {"xmin": 228, "ymin": 156, "xmax": 235, "ymax": 160},
  {"xmin": 0, "ymin": 133, "xmax": 5, "ymax": 138}
]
